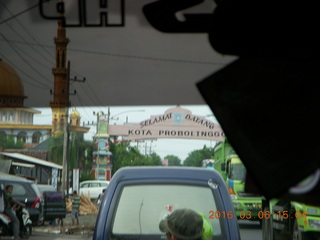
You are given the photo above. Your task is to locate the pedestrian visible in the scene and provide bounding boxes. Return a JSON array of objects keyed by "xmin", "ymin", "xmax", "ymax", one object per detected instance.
[
  {"xmin": 159, "ymin": 208, "xmax": 204, "ymax": 240},
  {"xmin": 71, "ymin": 190, "xmax": 80, "ymax": 225},
  {"xmin": 3, "ymin": 185, "xmax": 25, "ymax": 240}
]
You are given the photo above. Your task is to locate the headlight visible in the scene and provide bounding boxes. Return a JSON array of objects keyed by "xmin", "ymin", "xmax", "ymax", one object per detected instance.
[
  {"xmin": 309, "ymin": 220, "xmax": 320, "ymax": 229},
  {"xmin": 307, "ymin": 209, "xmax": 318, "ymax": 214}
]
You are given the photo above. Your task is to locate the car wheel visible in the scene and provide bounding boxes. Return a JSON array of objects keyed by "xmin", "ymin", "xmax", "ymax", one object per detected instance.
[
  {"xmin": 262, "ymin": 206, "xmax": 274, "ymax": 240},
  {"xmin": 292, "ymin": 218, "xmax": 314, "ymax": 240}
]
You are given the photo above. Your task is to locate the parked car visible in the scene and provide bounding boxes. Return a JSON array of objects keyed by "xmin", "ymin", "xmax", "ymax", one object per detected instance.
[
  {"xmin": 0, "ymin": 172, "xmax": 44, "ymax": 225},
  {"xmin": 36, "ymin": 184, "xmax": 66, "ymax": 224},
  {"xmin": 93, "ymin": 167, "xmax": 241, "ymax": 240},
  {"xmin": 79, "ymin": 180, "xmax": 109, "ymax": 199},
  {"xmin": 36, "ymin": 184, "xmax": 56, "ymax": 193}
]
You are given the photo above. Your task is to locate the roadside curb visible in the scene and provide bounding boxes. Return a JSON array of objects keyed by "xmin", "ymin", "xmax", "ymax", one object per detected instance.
[
  {"xmin": 33, "ymin": 213, "xmax": 97, "ymax": 235},
  {"xmin": 33, "ymin": 224, "xmax": 95, "ymax": 235}
]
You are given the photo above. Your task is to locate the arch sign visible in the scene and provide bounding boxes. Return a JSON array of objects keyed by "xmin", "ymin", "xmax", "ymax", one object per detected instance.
[{"xmin": 108, "ymin": 106, "xmax": 224, "ymax": 141}]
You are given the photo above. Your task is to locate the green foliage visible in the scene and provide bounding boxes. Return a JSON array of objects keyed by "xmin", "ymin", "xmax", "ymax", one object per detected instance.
[
  {"xmin": 48, "ymin": 135, "xmax": 64, "ymax": 165},
  {"xmin": 109, "ymin": 138, "xmax": 162, "ymax": 175},
  {"xmin": 183, "ymin": 145, "xmax": 214, "ymax": 167},
  {"xmin": 0, "ymin": 135, "xmax": 24, "ymax": 149},
  {"xmin": 80, "ymin": 172, "xmax": 95, "ymax": 182},
  {"xmin": 48, "ymin": 133, "xmax": 96, "ymax": 175},
  {"xmin": 164, "ymin": 155, "xmax": 182, "ymax": 166}
]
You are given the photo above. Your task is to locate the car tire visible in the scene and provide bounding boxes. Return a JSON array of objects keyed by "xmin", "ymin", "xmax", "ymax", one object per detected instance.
[
  {"xmin": 262, "ymin": 206, "xmax": 275, "ymax": 240},
  {"xmin": 292, "ymin": 218, "xmax": 314, "ymax": 240}
]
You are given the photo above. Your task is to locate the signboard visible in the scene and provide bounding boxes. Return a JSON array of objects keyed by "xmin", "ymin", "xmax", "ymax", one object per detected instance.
[
  {"xmin": 98, "ymin": 118, "xmax": 109, "ymax": 134},
  {"xmin": 73, "ymin": 168, "xmax": 79, "ymax": 193},
  {"xmin": 52, "ymin": 168, "xmax": 58, "ymax": 190},
  {"xmin": 108, "ymin": 106, "xmax": 224, "ymax": 141}
]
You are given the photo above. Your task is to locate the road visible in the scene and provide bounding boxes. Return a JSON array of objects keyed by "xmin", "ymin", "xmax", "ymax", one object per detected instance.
[
  {"xmin": 0, "ymin": 232, "xmax": 93, "ymax": 240},
  {"xmin": 1, "ymin": 222, "xmax": 262, "ymax": 240},
  {"xmin": 239, "ymin": 219, "xmax": 262, "ymax": 240}
]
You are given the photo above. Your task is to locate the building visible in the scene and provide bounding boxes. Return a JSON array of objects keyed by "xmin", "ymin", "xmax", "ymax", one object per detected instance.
[
  {"xmin": 0, "ymin": 59, "xmax": 52, "ymax": 148},
  {"xmin": 0, "ymin": 18, "xmax": 90, "ymax": 186}
]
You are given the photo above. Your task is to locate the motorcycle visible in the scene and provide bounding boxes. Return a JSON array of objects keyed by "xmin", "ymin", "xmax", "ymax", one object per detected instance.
[{"xmin": 0, "ymin": 205, "xmax": 32, "ymax": 239}]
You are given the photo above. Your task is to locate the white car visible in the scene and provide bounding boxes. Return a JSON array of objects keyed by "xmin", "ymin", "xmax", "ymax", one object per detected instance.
[{"xmin": 79, "ymin": 180, "xmax": 110, "ymax": 199}]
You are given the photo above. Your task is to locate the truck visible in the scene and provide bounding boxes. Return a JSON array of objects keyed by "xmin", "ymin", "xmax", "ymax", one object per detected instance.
[
  {"xmin": 213, "ymin": 138, "xmax": 263, "ymax": 222},
  {"xmin": 262, "ymin": 197, "xmax": 320, "ymax": 239}
]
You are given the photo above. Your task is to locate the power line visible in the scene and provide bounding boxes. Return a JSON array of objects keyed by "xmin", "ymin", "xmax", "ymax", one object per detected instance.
[
  {"xmin": 0, "ymin": 33, "xmax": 52, "ymax": 87},
  {"xmin": 0, "ymin": 1, "xmax": 54, "ymax": 62},
  {"xmin": 0, "ymin": 1, "xmax": 50, "ymax": 25},
  {"xmin": 0, "ymin": 54, "xmax": 50, "ymax": 90},
  {"xmin": 0, "ymin": 39, "xmax": 227, "ymax": 66}
]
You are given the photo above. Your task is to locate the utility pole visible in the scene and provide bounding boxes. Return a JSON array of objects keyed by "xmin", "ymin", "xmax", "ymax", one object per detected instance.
[
  {"xmin": 62, "ymin": 106, "xmax": 69, "ymax": 193},
  {"xmin": 55, "ymin": 61, "xmax": 85, "ymax": 193}
]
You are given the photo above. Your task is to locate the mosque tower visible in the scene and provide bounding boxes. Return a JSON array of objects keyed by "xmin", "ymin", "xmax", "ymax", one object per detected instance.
[{"xmin": 50, "ymin": 17, "xmax": 70, "ymax": 135}]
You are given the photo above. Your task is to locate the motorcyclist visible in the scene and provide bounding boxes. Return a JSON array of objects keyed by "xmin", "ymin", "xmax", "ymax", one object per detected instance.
[
  {"xmin": 0, "ymin": 186, "xmax": 4, "ymax": 213},
  {"xmin": 3, "ymin": 185, "xmax": 25, "ymax": 240}
]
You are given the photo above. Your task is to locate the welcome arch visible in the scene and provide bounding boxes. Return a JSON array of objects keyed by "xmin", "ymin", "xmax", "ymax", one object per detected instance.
[{"xmin": 108, "ymin": 106, "xmax": 224, "ymax": 141}]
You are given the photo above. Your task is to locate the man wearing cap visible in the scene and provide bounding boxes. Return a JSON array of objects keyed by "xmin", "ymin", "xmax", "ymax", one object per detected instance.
[{"xmin": 159, "ymin": 208, "xmax": 204, "ymax": 240}]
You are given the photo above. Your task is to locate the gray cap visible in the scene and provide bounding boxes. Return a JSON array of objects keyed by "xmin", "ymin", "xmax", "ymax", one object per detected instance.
[{"xmin": 159, "ymin": 208, "xmax": 203, "ymax": 239}]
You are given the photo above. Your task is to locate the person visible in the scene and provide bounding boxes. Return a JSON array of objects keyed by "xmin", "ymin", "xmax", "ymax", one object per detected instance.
[
  {"xmin": 0, "ymin": 185, "xmax": 4, "ymax": 213},
  {"xmin": 71, "ymin": 190, "xmax": 80, "ymax": 225},
  {"xmin": 196, "ymin": 211, "xmax": 214, "ymax": 240},
  {"xmin": 159, "ymin": 208, "xmax": 205, "ymax": 240},
  {"xmin": 3, "ymin": 185, "xmax": 25, "ymax": 240}
]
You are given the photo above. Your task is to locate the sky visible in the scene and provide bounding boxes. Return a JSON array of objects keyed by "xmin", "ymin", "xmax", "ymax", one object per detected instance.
[{"xmin": 33, "ymin": 105, "xmax": 220, "ymax": 161}]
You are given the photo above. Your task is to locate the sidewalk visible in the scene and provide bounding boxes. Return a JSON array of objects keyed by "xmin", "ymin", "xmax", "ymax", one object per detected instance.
[{"xmin": 33, "ymin": 213, "xmax": 98, "ymax": 235}]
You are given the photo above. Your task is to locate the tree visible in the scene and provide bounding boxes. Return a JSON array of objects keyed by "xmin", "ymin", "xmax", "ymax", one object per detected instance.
[
  {"xmin": 48, "ymin": 133, "xmax": 96, "ymax": 175},
  {"xmin": 164, "ymin": 154, "xmax": 181, "ymax": 166},
  {"xmin": 0, "ymin": 135, "xmax": 24, "ymax": 149},
  {"xmin": 183, "ymin": 145, "xmax": 214, "ymax": 167},
  {"xmin": 48, "ymin": 135, "xmax": 64, "ymax": 165},
  {"xmin": 109, "ymin": 139, "xmax": 162, "ymax": 175}
]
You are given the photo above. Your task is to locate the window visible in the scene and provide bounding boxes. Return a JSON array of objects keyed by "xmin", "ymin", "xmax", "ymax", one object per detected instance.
[
  {"xmin": 112, "ymin": 184, "xmax": 221, "ymax": 236},
  {"xmin": 1, "ymin": 112, "xmax": 6, "ymax": 121},
  {"xmin": 90, "ymin": 183, "xmax": 99, "ymax": 188},
  {"xmin": 32, "ymin": 131, "xmax": 42, "ymax": 144},
  {"xmin": 81, "ymin": 183, "xmax": 89, "ymax": 188},
  {"xmin": 17, "ymin": 131, "xmax": 27, "ymax": 143},
  {"xmin": 11, "ymin": 183, "xmax": 27, "ymax": 197},
  {"xmin": 100, "ymin": 182, "xmax": 109, "ymax": 187},
  {"xmin": 9, "ymin": 111, "xmax": 14, "ymax": 122}
]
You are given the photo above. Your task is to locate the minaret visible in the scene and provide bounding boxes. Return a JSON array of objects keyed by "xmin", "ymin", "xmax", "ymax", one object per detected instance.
[{"xmin": 50, "ymin": 17, "xmax": 70, "ymax": 135}]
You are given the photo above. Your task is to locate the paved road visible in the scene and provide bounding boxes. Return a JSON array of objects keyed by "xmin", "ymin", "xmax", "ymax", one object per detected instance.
[
  {"xmin": 0, "ymin": 232, "xmax": 93, "ymax": 240},
  {"xmin": 239, "ymin": 219, "xmax": 262, "ymax": 240},
  {"xmin": 0, "ymin": 215, "xmax": 263, "ymax": 240}
]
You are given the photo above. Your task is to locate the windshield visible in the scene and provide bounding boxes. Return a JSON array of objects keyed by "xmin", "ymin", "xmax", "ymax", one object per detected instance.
[
  {"xmin": 112, "ymin": 184, "xmax": 222, "ymax": 238},
  {"xmin": 229, "ymin": 163, "xmax": 246, "ymax": 181}
]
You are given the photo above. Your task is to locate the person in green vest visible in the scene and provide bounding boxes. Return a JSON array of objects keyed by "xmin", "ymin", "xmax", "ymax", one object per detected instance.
[
  {"xmin": 4, "ymin": 185, "xmax": 25, "ymax": 240},
  {"xmin": 71, "ymin": 190, "xmax": 81, "ymax": 225}
]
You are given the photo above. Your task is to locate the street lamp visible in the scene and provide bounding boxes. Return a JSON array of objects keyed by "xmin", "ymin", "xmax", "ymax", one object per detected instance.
[{"xmin": 108, "ymin": 109, "xmax": 145, "ymax": 124}]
